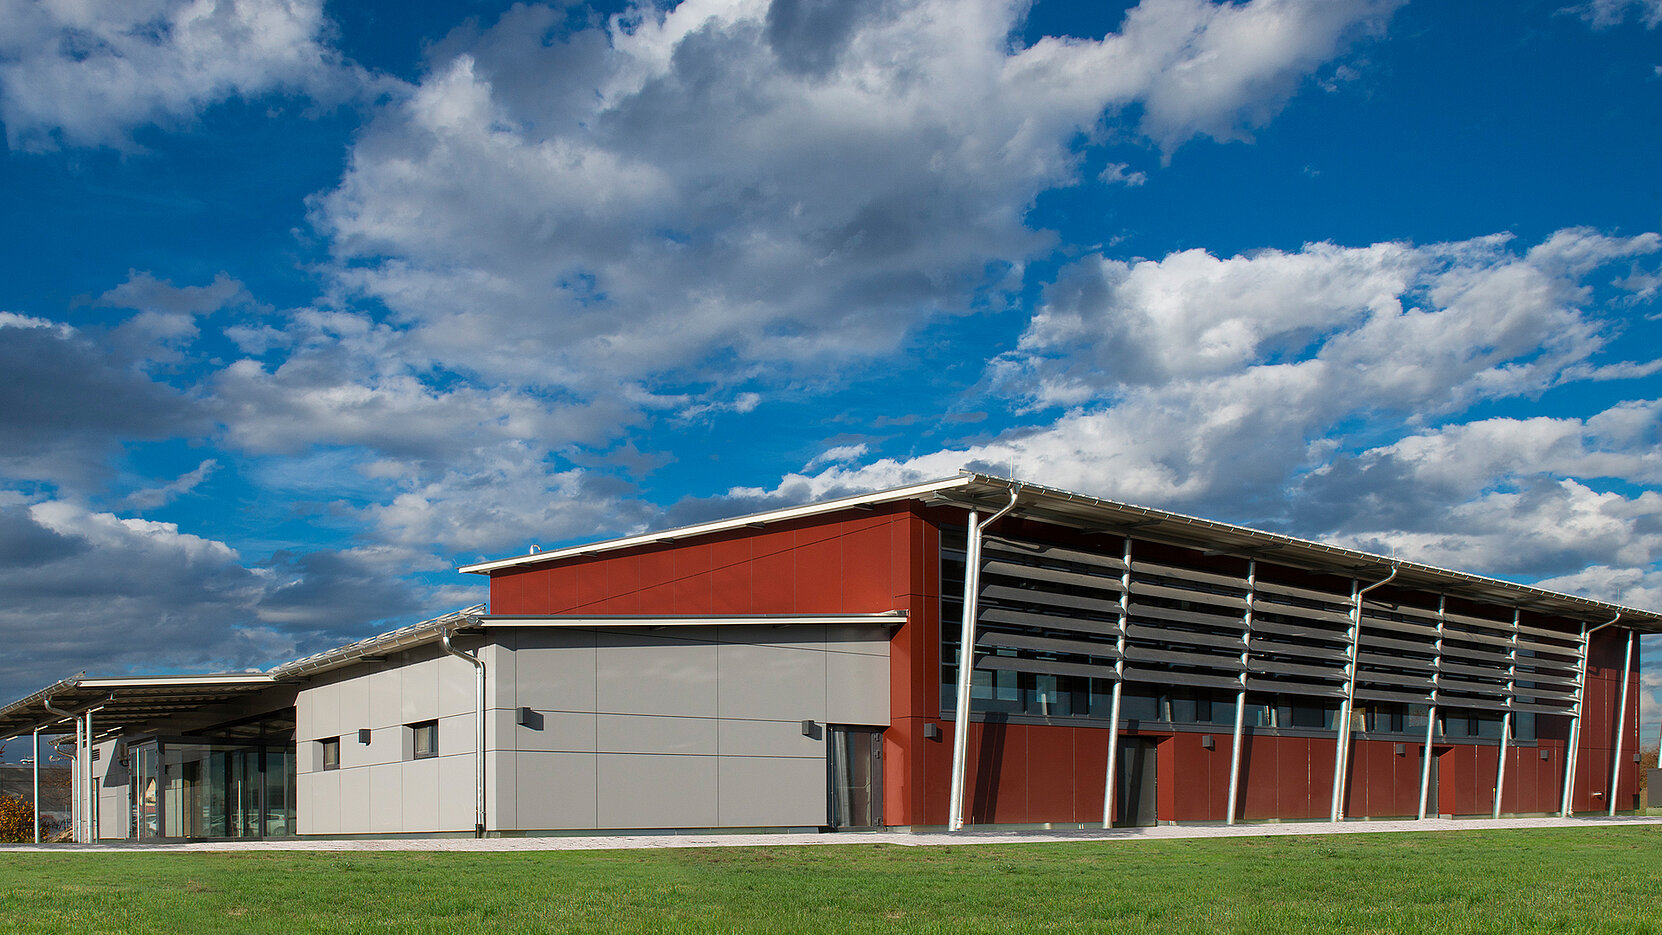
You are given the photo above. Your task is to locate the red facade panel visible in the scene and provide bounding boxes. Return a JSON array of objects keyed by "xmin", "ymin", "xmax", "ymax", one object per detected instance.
[{"xmin": 484, "ymin": 501, "xmax": 1647, "ymax": 828}]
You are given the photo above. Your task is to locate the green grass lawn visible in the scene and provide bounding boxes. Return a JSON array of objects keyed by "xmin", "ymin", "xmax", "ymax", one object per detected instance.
[{"xmin": 1, "ymin": 827, "xmax": 1659, "ymax": 934}]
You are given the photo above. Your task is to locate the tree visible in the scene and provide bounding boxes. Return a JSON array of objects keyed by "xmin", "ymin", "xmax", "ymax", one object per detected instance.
[{"xmin": 0, "ymin": 794, "xmax": 34, "ymax": 843}]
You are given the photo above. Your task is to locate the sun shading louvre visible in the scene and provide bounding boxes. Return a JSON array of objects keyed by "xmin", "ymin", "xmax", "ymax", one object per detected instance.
[
  {"xmin": 968, "ymin": 535, "xmax": 1127, "ymax": 680},
  {"xmin": 1117, "ymin": 558, "xmax": 1250, "ymax": 691},
  {"xmin": 1246, "ymin": 577, "xmax": 1353, "ymax": 698}
]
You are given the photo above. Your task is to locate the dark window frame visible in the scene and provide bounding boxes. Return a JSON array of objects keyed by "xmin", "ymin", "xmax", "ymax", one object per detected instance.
[{"xmin": 410, "ymin": 720, "xmax": 438, "ymax": 759}]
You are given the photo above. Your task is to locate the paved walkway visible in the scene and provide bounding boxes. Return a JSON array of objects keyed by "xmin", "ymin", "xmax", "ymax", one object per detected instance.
[{"xmin": 7, "ymin": 815, "xmax": 1660, "ymax": 853}]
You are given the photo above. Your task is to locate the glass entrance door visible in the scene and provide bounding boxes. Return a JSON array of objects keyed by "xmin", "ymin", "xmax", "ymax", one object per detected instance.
[{"xmin": 827, "ymin": 726, "xmax": 884, "ymax": 829}]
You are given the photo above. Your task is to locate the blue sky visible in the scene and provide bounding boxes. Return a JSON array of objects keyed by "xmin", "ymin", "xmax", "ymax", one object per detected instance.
[{"xmin": 2, "ymin": 0, "xmax": 1661, "ymax": 748}]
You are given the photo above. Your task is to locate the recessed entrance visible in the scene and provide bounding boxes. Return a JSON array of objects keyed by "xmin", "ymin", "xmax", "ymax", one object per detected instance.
[{"xmin": 1115, "ymin": 738, "xmax": 1159, "ymax": 827}]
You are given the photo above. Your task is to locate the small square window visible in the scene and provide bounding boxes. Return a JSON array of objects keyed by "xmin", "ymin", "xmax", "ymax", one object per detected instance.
[
  {"xmin": 411, "ymin": 720, "xmax": 438, "ymax": 759},
  {"xmin": 320, "ymin": 737, "xmax": 340, "ymax": 771}
]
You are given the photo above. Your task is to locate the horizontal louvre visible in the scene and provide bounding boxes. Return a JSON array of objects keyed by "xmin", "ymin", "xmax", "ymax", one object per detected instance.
[
  {"xmin": 981, "ymin": 584, "xmax": 1122, "ymax": 616},
  {"xmin": 1123, "ymin": 645, "xmax": 1244, "ymax": 671},
  {"xmin": 1246, "ymin": 637, "xmax": 1349, "ymax": 664},
  {"xmin": 1254, "ymin": 579, "xmax": 1350, "ymax": 605},
  {"xmin": 1437, "ymin": 660, "xmax": 1510, "ymax": 680},
  {"xmin": 984, "ymin": 536, "xmax": 1126, "ymax": 572},
  {"xmin": 1355, "ymin": 651, "xmax": 1436, "ymax": 673},
  {"xmin": 979, "ymin": 607, "xmax": 1122, "ymax": 638},
  {"xmin": 1362, "ymin": 600, "xmax": 1442, "ymax": 624},
  {"xmin": 1436, "ymin": 676, "xmax": 1508, "ymax": 697},
  {"xmin": 982, "ymin": 559, "xmax": 1125, "ymax": 592},
  {"xmin": 1252, "ymin": 598, "xmax": 1354, "ymax": 626},
  {"xmin": 1358, "ymin": 617, "xmax": 1441, "ymax": 639},
  {"xmin": 1511, "ymin": 700, "xmax": 1576, "ymax": 715},
  {"xmin": 1249, "ymin": 618, "xmax": 1351, "ymax": 644},
  {"xmin": 1514, "ymin": 621, "xmax": 1583, "ymax": 642},
  {"xmin": 1439, "ymin": 628, "xmax": 1513, "ymax": 650},
  {"xmin": 1129, "ymin": 580, "xmax": 1248, "ymax": 610},
  {"xmin": 1439, "ymin": 641, "xmax": 1512, "ymax": 663},
  {"xmin": 1245, "ymin": 677, "xmax": 1345, "ymax": 699},
  {"xmin": 1437, "ymin": 695, "xmax": 1513, "ymax": 713},
  {"xmin": 1355, "ymin": 669, "xmax": 1436, "ymax": 690},
  {"xmin": 1125, "ymin": 624, "xmax": 1245, "ymax": 652},
  {"xmin": 1442, "ymin": 611, "xmax": 1515, "ymax": 633},
  {"xmin": 976, "ymin": 654, "xmax": 1119, "ymax": 681},
  {"xmin": 977, "ymin": 631, "xmax": 1120, "ymax": 659},
  {"xmin": 1248, "ymin": 657, "xmax": 1346, "ymax": 681},
  {"xmin": 1130, "ymin": 560, "xmax": 1247, "ymax": 590},
  {"xmin": 1122, "ymin": 667, "xmax": 1244, "ymax": 691},
  {"xmin": 1358, "ymin": 632, "xmax": 1438, "ymax": 655},
  {"xmin": 1354, "ymin": 686, "xmax": 1434, "ymax": 705},
  {"xmin": 1125, "ymin": 602, "xmax": 1245, "ymax": 632}
]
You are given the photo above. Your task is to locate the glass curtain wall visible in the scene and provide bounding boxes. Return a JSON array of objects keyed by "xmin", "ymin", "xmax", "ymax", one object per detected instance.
[{"xmin": 129, "ymin": 713, "xmax": 297, "ymax": 840}]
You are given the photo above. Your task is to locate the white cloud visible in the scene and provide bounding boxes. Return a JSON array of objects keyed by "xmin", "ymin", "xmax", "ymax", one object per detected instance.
[
  {"xmin": 313, "ymin": 0, "xmax": 1400, "ymax": 398},
  {"xmin": 123, "ymin": 458, "xmax": 220, "ymax": 510},
  {"xmin": 0, "ymin": 494, "xmax": 436, "ymax": 702},
  {"xmin": 1570, "ymin": 0, "xmax": 1662, "ymax": 29},
  {"xmin": 733, "ymin": 228, "xmax": 1662, "ymax": 590},
  {"xmin": 0, "ymin": 0, "xmax": 364, "ymax": 151}
]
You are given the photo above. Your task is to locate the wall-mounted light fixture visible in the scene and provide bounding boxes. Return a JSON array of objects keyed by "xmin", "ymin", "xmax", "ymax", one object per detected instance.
[
  {"xmin": 1200, "ymin": 735, "xmax": 1215, "ymax": 750},
  {"xmin": 924, "ymin": 723, "xmax": 942, "ymax": 741},
  {"xmin": 1541, "ymin": 748, "xmax": 1551, "ymax": 761},
  {"xmin": 1395, "ymin": 743, "xmax": 1406, "ymax": 756},
  {"xmin": 358, "ymin": 728, "xmax": 372, "ymax": 745}
]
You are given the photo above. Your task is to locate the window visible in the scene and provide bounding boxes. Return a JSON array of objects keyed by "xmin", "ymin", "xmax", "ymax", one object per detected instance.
[
  {"xmin": 410, "ymin": 720, "xmax": 438, "ymax": 759},
  {"xmin": 320, "ymin": 737, "xmax": 340, "ymax": 771}
]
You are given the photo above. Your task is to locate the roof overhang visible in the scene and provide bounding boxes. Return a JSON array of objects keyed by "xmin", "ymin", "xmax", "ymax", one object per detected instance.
[
  {"xmin": 0, "ymin": 673, "xmax": 278, "ymax": 741},
  {"xmin": 458, "ymin": 471, "xmax": 1662, "ymax": 633}
]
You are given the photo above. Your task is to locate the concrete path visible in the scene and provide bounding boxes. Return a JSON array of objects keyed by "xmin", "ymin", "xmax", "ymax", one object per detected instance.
[{"xmin": 6, "ymin": 815, "xmax": 1660, "ymax": 853}]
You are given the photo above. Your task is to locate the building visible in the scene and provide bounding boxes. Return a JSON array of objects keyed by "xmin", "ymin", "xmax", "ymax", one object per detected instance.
[{"xmin": 0, "ymin": 473, "xmax": 1653, "ymax": 841}]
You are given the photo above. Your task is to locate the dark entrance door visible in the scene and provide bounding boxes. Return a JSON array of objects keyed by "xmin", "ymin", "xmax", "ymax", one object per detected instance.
[
  {"xmin": 1116, "ymin": 738, "xmax": 1159, "ymax": 827},
  {"xmin": 827, "ymin": 726, "xmax": 883, "ymax": 829}
]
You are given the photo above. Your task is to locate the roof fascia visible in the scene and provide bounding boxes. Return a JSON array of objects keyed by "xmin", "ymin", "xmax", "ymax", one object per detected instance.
[{"xmin": 456, "ymin": 475, "xmax": 978, "ymax": 575}]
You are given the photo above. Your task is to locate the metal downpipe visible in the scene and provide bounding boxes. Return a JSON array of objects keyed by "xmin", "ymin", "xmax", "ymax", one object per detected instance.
[
  {"xmin": 1331, "ymin": 565, "xmax": 1398, "ymax": 822},
  {"xmin": 1608, "ymin": 628, "xmax": 1636, "ymax": 816},
  {"xmin": 440, "ymin": 625, "xmax": 488, "ymax": 838},
  {"xmin": 948, "ymin": 489, "xmax": 1020, "ymax": 832},
  {"xmin": 1226, "ymin": 560, "xmax": 1256, "ymax": 826},
  {"xmin": 1563, "ymin": 613, "xmax": 1619, "ymax": 817}
]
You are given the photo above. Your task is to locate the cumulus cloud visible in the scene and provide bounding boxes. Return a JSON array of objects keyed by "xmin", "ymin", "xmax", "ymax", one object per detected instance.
[
  {"xmin": 0, "ymin": 0, "xmax": 367, "ymax": 151},
  {"xmin": 728, "ymin": 228, "xmax": 1662, "ymax": 590},
  {"xmin": 313, "ymin": 0, "xmax": 1400, "ymax": 398},
  {"xmin": 0, "ymin": 313, "xmax": 204, "ymax": 485},
  {"xmin": 0, "ymin": 494, "xmax": 436, "ymax": 703}
]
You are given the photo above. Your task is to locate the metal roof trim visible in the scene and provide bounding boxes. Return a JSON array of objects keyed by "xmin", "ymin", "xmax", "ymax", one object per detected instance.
[
  {"xmin": 267, "ymin": 604, "xmax": 487, "ymax": 681},
  {"xmin": 456, "ymin": 476, "xmax": 978, "ymax": 575},
  {"xmin": 477, "ymin": 611, "xmax": 907, "ymax": 628}
]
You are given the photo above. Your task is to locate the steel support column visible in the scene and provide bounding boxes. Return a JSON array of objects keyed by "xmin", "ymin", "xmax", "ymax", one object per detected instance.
[
  {"xmin": 1226, "ymin": 560, "xmax": 1255, "ymax": 826},
  {"xmin": 1101, "ymin": 536, "xmax": 1133, "ymax": 829},
  {"xmin": 1418, "ymin": 596, "xmax": 1445, "ymax": 820},
  {"xmin": 31, "ymin": 728, "xmax": 39, "ymax": 844},
  {"xmin": 1563, "ymin": 614, "xmax": 1619, "ymax": 817},
  {"xmin": 1332, "ymin": 566, "xmax": 1397, "ymax": 822},
  {"xmin": 1608, "ymin": 628, "xmax": 1635, "ymax": 816},
  {"xmin": 948, "ymin": 490, "xmax": 1019, "ymax": 832},
  {"xmin": 1493, "ymin": 609, "xmax": 1519, "ymax": 820}
]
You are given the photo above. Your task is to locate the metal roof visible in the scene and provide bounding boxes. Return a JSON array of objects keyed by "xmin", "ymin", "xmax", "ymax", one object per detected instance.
[
  {"xmin": 458, "ymin": 471, "xmax": 1662, "ymax": 632},
  {"xmin": 0, "ymin": 673, "xmax": 279, "ymax": 741}
]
